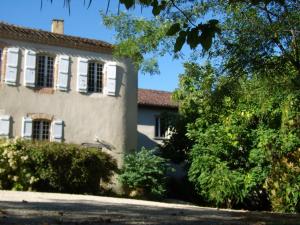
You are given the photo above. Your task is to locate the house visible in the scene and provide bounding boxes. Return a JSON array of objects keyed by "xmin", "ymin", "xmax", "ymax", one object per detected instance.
[
  {"xmin": 0, "ymin": 20, "xmax": 137, "ymax": 166},
  {"xmin": 137, "ymin": 88, "xmax": 178, "ymax": 150}
]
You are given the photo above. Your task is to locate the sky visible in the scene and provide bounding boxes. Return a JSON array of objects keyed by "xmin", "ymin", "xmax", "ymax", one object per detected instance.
[{"xmin": 0, "ymin": 0, "xmax": 187, "ymax": 92}]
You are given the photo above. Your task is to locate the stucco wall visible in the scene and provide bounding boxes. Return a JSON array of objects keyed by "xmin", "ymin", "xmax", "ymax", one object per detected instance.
[
  {"xmin": 0, "ymin": 38, "xmax": 137, "ymax": 166},
  {"xmin": 137, "ymin": 106, "xmax": 174, "ymax": 150}
]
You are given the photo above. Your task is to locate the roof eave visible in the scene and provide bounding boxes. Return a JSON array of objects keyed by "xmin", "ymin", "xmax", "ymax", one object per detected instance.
[{"xmin": 138, "ymin": 103, "xmax": 178, "ymax": 109}]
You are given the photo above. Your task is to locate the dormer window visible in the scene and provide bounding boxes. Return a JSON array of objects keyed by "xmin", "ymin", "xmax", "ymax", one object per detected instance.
[
  {"xmin": 36, "ymin": 55, "xmax": 54, "ymax": 88},
  {"xmin": 87, "ymin": 62, "xmax": 103, "ymax": 93}
]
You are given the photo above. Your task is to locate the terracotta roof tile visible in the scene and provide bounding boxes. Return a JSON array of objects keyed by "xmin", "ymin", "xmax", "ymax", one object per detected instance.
[
  {"xmin": 0, "ymin": 22, "xmax": 113, "ymax": 52},
  {"xmin": 138, "ymin": 89, "xmax": 178, "ymax": 108}
]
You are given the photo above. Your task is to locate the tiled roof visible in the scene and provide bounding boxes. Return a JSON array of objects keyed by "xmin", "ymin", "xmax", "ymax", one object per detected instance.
[
  {"xmin": 138, "ymin": 89, "xmax": 178, "ymax": 109},
  {"xmin": 0, "ymin": 22, "xmax": 113, "ymax": 53}
]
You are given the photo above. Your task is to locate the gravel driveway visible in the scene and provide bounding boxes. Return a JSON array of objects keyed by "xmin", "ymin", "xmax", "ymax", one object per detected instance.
[{"xmin": 0, "ymin": 190, "xmax": 299, "ymax": 225}]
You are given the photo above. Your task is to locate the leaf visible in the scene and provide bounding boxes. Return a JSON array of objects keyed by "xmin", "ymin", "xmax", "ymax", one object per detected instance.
[
  {"xmin": 139, "ymin": 0, "xmax": 153, "ymax": 5},
  {"xmin": 187, "ymin": 28, "xmax": 199, "ymax": 49},
  {"xmin": 166, "ymin": 23, "xmax": 181, "ymax": 36},
  {"xmin": 174, "ymin": 31, "xmax": 187, "ymax": 52},
  {"xmin": 152, "ymin": 1, "xmax": 161, "ymax": 16},
  {"xmin": 208, "ymin": 19, "xmax": 219, "ymax": 26},
  {"xmin": 120, "ymin": 0, "xmax": 135, "ymax": 9},
  {"xmin": 199, "ymin": 31, "xmax": 213, "ymax": 51},
  {"xmin": 197, "ymin": 22, "xmax": 220, "ymax": 51},
  {"xmin": 160, "ymin": 0, "xmax": 167, "ymax": 10}
]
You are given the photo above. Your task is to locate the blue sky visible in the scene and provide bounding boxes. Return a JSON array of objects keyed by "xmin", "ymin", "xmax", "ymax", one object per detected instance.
[{"xmin": 0, "ymin": 0, "xmax": 188, "ymax": 92}]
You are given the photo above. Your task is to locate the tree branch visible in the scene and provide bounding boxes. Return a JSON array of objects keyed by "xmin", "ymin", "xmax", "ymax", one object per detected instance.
[{"xmin": 170, "ymin": 0, "xmax": 197, "ymax": 27}]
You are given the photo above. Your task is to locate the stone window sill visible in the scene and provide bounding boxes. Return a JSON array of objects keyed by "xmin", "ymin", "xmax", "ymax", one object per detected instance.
[{"xmin": 34, "ymin": 87, "xmax": 54, "ymax": 94}]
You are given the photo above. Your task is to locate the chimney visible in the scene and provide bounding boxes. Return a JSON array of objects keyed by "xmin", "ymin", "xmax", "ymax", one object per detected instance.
[{"xmin": 51, "ymin": 19, "xmax": 64, "ymax": 34}]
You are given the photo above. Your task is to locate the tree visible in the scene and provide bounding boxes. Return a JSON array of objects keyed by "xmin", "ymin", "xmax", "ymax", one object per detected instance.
[
  {"xmin": 171, "ymin": 1, "xmax": 300, "ymax": 211},
  {"xmin": 43, "ymin": 1, "xmax": 299, "ymax": 76},
  {"xmin": 175, "ymin": 60, "xmax": 299, "ymax": 211}
]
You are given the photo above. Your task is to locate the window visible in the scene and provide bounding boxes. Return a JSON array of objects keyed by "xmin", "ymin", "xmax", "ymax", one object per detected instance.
[
  {"xmin": 87, "ymin": 62, "xmax": 103, "ymax": 93},
  {"xmin": 37, "ymin": 55, "xmax": 54, "ymax": 87},
  {"xmin": 155, "ymin": 116, "xmax": 167, "ymax": 138},
  {"xmin": 32, "ymin": 120, "xmax": 50, "ymax": 141}
]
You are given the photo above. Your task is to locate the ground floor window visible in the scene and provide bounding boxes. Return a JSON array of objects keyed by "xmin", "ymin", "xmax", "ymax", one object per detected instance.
[
  {"xmin": 155, "ymin": 116, "xmax": 167, "ymax": 138},
  {"xmin": 32, "ymin": 120, "xmax": 50, "ymax": 140}
]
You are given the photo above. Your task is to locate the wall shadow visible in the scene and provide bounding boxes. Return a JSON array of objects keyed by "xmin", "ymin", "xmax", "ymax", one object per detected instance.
[{"xmin": 137, "ymin": 131, "xmax": 160, "ymax": 150}]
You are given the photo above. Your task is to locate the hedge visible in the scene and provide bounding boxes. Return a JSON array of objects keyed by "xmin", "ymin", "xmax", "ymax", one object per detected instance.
[{"xmin": 0, "ymin": 139, "xmax": 117, "ymax": 194}]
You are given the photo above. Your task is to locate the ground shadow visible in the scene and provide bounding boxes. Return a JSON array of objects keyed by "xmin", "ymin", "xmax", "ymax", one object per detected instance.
[{"xmin": 1, "ymin": 200, "xmax": 300, "ymax": 225}]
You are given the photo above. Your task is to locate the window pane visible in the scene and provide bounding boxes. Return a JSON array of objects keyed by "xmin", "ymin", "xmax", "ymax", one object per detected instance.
[
  {"xmin": 32, "ymin": 120, "xmax": 50, "ymax": 141},
  {"xmin": 87, "ymin": 62, "xmax": 103, "ymax": 93},
  {"xmin": 37, "ymin": 55, "xmax": 45, "ymax": 87},
  {"xmin": 96, "ymin": 63, "xmax": 103, "ymax": 92},
  {"xmin": 155, "ymin": 117, "xmax": 160, "ymax": 137},
  {"xmin": 37, "ymin": 55, "xmax": 53, "ymax": 88},
  {"xmin": 88, "ymin": 62, "xmax": 95, "ymax": 92},
  {"xmin": 46, "ymin": 56, "xmax": 54, "ymax": 87},
  {"xmin": 160, "ymin": 117, "xmax": 166, "ymax": 137}
]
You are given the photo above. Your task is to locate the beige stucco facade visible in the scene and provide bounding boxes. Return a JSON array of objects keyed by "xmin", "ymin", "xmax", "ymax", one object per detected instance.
[{"xmin": 0, "ymin": 38, "xmax": 137, "ymax": 166}]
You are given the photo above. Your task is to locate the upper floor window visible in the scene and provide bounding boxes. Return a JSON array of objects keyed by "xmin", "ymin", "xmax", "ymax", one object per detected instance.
[
  {"xmin": 37, "ymin": 55, "xmax": 54, "ymax": 88},
  {"xmin": 87, "ymin": 62, "xmax": 103, "ymax": 93},
  {"xmin": 32, "ymin": 119, "xmax": 50, "ymax": 141}
]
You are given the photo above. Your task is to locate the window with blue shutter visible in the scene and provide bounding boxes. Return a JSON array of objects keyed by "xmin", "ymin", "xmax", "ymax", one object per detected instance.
[
  {"xmin": 77, "ymin": 57, "xmax": 88, "ymax": 93},
  {"xmin": 57, "ymin": 55, "xmax": 70, "ymax": 91},
  {"xmin": 24, "ymin": 50, "xmax": 36, "ymax": 87},
  {"xmin": 105, "ymin": 62, "xmax": 117, "ymax": 96},
  {"xmin": 0, "ymin": 115, "xmax": 11, "ymax": 138},
  {"xmin": 5, "ymin": 47, "xmax": 19, "ymax": 85}
]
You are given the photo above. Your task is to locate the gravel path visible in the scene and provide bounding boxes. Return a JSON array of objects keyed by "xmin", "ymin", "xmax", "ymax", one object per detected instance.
[{"xmin": 0, "ymin": 190, "xmax": 299, "ymax": 225}]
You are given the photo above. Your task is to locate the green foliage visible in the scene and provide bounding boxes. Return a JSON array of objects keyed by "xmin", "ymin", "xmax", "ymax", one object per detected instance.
[
  {"xmin": 175, "ymin": 61, "xmax": 300, "ymax": 211},
  {"xmin": 119, "ymin": 148, "xmax": 171, "ymax": 198},
  {"xmin": 165, "ymin": 0, "xmax": 300, "ymax": 212},
  {"xmin": 159, "ymin": 112, "xmax": 192, "ymax": 164},
  {"xmin": 0, "ymin": 139, "xmax": 117, "ymax": 194},
  {"xmin": 266, "ymin": 149, "xmax": 300, "ymax": 213},
  {"xmin": 102, "ymin": 12, "xmax": 171, "ymax": 74},
  {"xmin": 0, "ymin": 139, "xmax": 37, "ymax": 191}
]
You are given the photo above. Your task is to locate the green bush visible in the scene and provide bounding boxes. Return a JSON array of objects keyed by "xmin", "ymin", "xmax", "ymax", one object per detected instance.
[
  {"xmin": 174, "ymin": 63, "xmax": 300, "ymax": 212},
  {"xmin": 119, "ymin": 148, "xmax": 171, "ymax": 198},
  {"xmin": 0, "ymin": 139, "xmax": 37, "ymax": 191},
  {"xmin": 266, "ymin": 149, "xmax": 300, "ymax": 213},
  {"xmin": 0, "ymin": 139, "xmax": 117, "ymax": 194}
]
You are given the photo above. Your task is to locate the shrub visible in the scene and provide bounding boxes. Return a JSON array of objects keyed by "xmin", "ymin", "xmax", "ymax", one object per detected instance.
[
  {"xmin": 119, "ymin": 148, "xmax": 171, "ymax": 198},
  {"xmin": 0, "ymin": 139, "xmax": 117, "ymax": 194},
  {"xmin": 265, "ymin": 148, "xmax": 300, "ymax": 213},
  {"xmin": 0, "ymin": 139, "xmax": 37, "ymax": 191}
]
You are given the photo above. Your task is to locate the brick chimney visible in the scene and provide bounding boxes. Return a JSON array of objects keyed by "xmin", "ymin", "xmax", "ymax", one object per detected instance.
[{"xmin": 51, "ymin": 19, "xmax": 64, "ymax": 34}]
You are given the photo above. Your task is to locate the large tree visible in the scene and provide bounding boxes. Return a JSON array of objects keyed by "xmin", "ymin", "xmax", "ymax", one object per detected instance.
[{"xmin": 172, "ymin": 0, "xmax": 300, "ymax": 211}]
